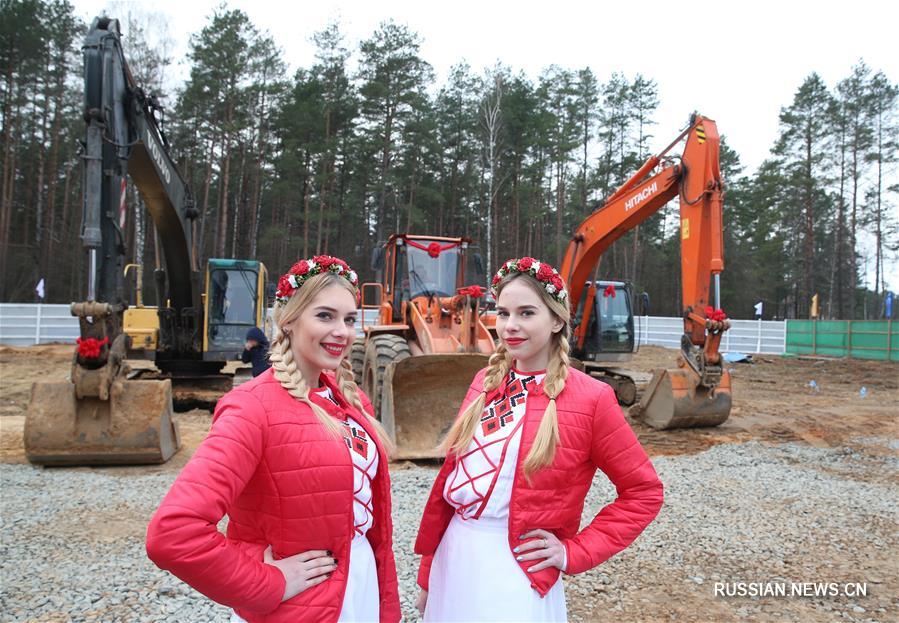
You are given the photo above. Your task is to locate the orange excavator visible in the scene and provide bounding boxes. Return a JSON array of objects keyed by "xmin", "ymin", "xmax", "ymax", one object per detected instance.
[
  {"xmin": 560, "ymin": 113, "xmax": 732, "ymax": 429},
  {"xmin": 354, "ymin": 235, "xmax": 495, "ymax": 458}
]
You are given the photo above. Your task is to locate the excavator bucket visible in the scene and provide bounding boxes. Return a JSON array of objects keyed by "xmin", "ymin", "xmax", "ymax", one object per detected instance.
[
  {"xmin": 634, "ymin": 367, "xmax": 731, "ymax": 430},
  {"xmin": 380, "ymin": 354, "xmax": 489, "ymax": 460},
  {"xmin": 25, "ymin": 378, "xmax": 180, "ymax": 466}
]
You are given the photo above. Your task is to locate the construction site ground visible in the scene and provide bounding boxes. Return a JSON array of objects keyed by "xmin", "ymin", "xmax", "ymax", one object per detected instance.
[{"xmin": 1, "ymin": 344, "xmax": 896, "ymax": 622}]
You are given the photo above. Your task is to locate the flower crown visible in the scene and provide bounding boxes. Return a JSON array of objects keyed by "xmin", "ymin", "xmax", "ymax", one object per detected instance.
[
  {"xmin": 491, "ymin": 257, "xmax": 568, "ymax": 304},
  {"xmin": 275, "ymin": 255, "xmax": 359, "ymax": 305}
]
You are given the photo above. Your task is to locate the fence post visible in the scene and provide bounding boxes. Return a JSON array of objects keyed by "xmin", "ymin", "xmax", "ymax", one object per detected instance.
[
  {"xmin": 34, "ymin": 304, "xmax": 42, "ymax": 345},
  {"xmin": 757, "ymin": 317, "xmax": 762, "ymax": 353},
  {"xmin": 846, "ymin": 320, "xmax": 852, "ymax": 358},
  {"xmin": 812, "ymin": 318, "xmax": 817, "ymax": 355}
]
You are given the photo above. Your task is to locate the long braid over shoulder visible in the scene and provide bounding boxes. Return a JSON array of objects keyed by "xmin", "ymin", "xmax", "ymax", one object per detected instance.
[
  {"xmin": 268, "ymin": 324, "xmax": 343, "ymax": 437},
  {"xmin": 521, "ymin": 330, "xmax": 569, "ymax": 475},
  {"xmin": 440, "ymin": 344, "xmax": 512, "ymax": 456},
  {"xmin": 335, "ymin": 357, "xmax": 394, "ymax": 454}
]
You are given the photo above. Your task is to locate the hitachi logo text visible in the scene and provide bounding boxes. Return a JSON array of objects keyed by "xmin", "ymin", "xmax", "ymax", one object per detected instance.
[
  {"xmin": 146, "ymin": 128, "xmax": 171, "ymax": 186},
  {"xmin": 625, "ymin": 182, "xmax": 657, "ymax": 211}
]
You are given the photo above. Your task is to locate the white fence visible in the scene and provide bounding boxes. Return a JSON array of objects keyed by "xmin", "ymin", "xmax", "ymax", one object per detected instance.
[
  {"xmin": 635, "ymin": 315, "xmax": 787, "ymax": 354},
  {"xmin": 0, "ymin": 303, "xmax": 787, "ymax": 354}
]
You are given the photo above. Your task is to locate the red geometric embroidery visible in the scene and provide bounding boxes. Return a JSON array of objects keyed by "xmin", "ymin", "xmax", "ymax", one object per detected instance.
[
  {"xmin": 479, "ymin": 372, "xmax": 535, "ymax": 436},
  {"xmin": 342, "ymin": 422, "xmax": 369, "ymax": 457}
]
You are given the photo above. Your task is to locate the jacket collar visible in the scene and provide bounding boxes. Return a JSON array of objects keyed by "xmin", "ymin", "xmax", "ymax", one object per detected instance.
[{"xmin": 484, "ymin": 368, "xmax": 546, "ymax": 404}]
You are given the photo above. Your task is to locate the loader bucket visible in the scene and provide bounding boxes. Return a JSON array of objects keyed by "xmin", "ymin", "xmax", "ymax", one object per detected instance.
[
  {"xmin": 634, "ymin": 367, "xmax": 731, "ymax": 430},
  {"xmin": 25, "ymin": 378, "xmax": 180, "ymax": 466},
  {"xmin": 380, "ymin": 354, "xmax": 489, "ymax": 460}
]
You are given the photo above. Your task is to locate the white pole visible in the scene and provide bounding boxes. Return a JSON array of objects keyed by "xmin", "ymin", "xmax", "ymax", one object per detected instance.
[{"xmin": 34, "ymin": 303, "xmax": 42, "ymax": 345}]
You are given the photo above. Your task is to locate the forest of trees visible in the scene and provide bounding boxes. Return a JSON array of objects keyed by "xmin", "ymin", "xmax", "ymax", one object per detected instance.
[{"xmin": 1, "ymin": 0, "xmax": 897, "ymax": 319}]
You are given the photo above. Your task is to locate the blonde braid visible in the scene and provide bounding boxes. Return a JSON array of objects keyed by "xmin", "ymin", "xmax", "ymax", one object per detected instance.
[
  {"xmin": 336, "ymin": 357, "xmax": 395, "ymax": 455},
  {"xmin": 522, "ymin": 333, "xmax": 569, "ymax": 476},
  {"xmin": 441, "ymin": 345, "xmax": 513, "ymax": 456},
  {"xmin": 269, "ymin": 328, "xmax": 343, "ymax": 437}
]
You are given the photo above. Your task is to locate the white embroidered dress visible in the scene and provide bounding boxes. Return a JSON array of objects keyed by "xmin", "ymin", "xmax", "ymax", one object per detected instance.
[
  {"xmin": 424, "ymin": 369, "xmax": 567, "ymax": 622},
  {"xmin": 231, "ymin": 385, "xmax": 380, "ymax": 623}
]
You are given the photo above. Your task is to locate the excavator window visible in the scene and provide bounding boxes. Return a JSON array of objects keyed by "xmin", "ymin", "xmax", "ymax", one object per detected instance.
[
  {"xmin": 208, "ymin": 268, "xmax": 258, "ymax": 347},
  {"xmin": 596, "ymin": 285, "xmax": 634, "ymax": 353}
]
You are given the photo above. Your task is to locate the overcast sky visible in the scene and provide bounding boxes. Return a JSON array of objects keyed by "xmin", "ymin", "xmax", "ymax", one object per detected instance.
[{"xmin": 72, "ymin": 0, "xmax": 899, "ymax": 292}]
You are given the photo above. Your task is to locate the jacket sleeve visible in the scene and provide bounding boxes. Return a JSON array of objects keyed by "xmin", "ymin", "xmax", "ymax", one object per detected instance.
[
  {"xmin": 562, "ymin": 383, "xmax": 664, "ymax": 575},
  {"xmin": 413, "ymin": 369, "xmax": 487, "ymax": 591},
  {"xmin": 240, "ymin": 347, "xmax": 252, "ymax": 364},
  {"xmin": 145, "ymin": 389, "xmax": 286, "ymax": 615}
]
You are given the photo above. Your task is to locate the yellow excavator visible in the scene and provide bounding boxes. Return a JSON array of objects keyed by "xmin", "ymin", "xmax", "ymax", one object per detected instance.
[{"xmin": 25, "ymin": 18, "xmax": 268, "ymax": 466}]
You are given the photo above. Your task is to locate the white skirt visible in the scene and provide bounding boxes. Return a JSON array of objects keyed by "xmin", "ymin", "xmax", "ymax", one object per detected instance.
[
  {"xmin": 230, "ymin": 534, "xmax": 379, "ymax": 622},
  {"xmin": 424, "ymin": 514, "xmax": 567, "ymax": 622}
]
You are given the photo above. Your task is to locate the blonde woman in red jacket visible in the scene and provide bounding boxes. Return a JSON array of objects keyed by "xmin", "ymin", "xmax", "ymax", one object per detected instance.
[
  {"xmin": 146, "ymin": 256, "xmax": 400, "ymax": 623},
  {"xmin": 414, "ymin": 257, "xmax": 664, "ymax": 622}
]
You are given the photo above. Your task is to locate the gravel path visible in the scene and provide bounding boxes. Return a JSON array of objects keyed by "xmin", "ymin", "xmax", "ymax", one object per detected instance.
[{"xmin": 1, "ymin": 439, "xmax": 896, "ymax": 622}]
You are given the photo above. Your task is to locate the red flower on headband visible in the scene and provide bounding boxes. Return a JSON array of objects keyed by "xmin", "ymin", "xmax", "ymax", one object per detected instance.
[
  {"xmin": 291, "ymin": 260, "xmax": 310, "ymax": 276},
  {"xmin": 492, "ymin": 274, "xmax": 502, "ymax": 286},
  {"xmin": 314, "ymin": 255, "xmax": 334, "ymax": 269},
  {"xmin": 536, "ymin": 264, "xmax": 554, "ymax": 281},
  {"xmin": 517, "ymin": 257, "xmax": 534, "ymax": 270},
  {"xmin": 551, "ymin": 274, "xmax": 564, "ymax": 292},
  {"xmin": 276, "ymin": 274, "xmax": 294, "ymax": 298}
]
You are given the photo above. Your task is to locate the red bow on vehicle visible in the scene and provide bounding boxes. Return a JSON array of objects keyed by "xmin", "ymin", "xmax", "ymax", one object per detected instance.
[
  {"xmin": 76, "ymin": 337, "xmax": 109, "ymax": 359},
  {"xmin": 457, "ymin": 285, "xmax": 484, "ymax": 298},
  {"xmin": 704, "ymin": 306, "xmax": 727, "ymax": 322},
  {"xmin": 603, "ymin": 284, "xmax": 616, "ymax": 298}
]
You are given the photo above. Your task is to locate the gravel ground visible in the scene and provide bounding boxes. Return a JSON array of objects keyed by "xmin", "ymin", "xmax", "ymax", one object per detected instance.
[{"xmin": 1, "ymin": 439, "xmax": 896, "ymax": 623}]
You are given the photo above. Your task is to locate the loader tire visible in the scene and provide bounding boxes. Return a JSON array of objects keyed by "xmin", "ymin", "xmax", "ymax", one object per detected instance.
[
  {"xmin": 362, "ymin": 335, "xmax": 411, "ymax": 419},
  {"xmin": 350, "ymin": 337, "xmax": 366, "ymax": 386}
]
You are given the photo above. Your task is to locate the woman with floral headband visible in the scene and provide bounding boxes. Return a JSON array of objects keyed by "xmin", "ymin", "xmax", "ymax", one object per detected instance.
[
  {"xmin": 147, "ymin": 256, "xmax": 400, "ymax": 623},
  {"xmin": 413, "ymin": 257, "xmax": 664, "ymax": 622}
]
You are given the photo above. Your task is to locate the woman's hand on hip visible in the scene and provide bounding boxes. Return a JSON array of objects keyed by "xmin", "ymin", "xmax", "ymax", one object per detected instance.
[
  {"xmin": 263, "ymin": 545, "xmax": 337, "ymax": 602},
  {"xmin": 515, "ymin": 529, "xmax": 566, "ymax": 572},
  {"xmin": 415, "ymin": 589, "xmax": 428, "ymax": 617}
]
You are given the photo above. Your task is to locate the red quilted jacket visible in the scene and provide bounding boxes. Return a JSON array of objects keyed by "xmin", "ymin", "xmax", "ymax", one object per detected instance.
[
  {"xmin": 415, "ymin": 366, "xmax": 664, "ymax": 596},
  {"xmin": 146, "ymin": 369, "xmax": 401, "ymax": 623}
]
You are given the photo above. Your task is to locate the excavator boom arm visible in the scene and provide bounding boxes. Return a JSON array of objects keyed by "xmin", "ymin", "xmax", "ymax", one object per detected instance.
[{"xmin": 560, "ymin": 115, "xmax": 725, "ymax": 348}]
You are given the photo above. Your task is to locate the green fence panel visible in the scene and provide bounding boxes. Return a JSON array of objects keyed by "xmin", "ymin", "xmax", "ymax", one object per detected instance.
[{"xmin": 786, "ymin": 319, "xmax": 897, "ymax": 361}]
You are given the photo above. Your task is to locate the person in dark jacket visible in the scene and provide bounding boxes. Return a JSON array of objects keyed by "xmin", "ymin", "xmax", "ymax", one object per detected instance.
[{"xmin": 241, "ymin": 326, "xmax": 271, "ymax": 377}]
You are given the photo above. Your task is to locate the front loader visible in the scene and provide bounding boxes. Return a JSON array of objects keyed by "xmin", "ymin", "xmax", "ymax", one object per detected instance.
[{"xmin": 353, "ymin": 235, "xmax": 494, "ymax": 459}]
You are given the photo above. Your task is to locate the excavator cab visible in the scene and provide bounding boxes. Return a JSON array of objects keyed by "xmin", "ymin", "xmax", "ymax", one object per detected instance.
[
  {"xmin": 356, "ymin": 235, "xmax": 494, "ymax": 459},
  {"xmin": 573, "ymin": 281, "xmax": 636, "ymax": 360},
  {"xmin": 204, "ymin": 259, "xmax": 268, "ymax": 362}
]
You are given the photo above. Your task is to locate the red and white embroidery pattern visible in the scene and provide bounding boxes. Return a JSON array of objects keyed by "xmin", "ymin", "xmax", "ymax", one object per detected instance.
[
  {"xmin": 444, "ymin": 369, "xmax": 544, "ymax": 520},
  {"xmin": 313, "ymin": 386, "xmax": 378, "ymax": 536}
]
